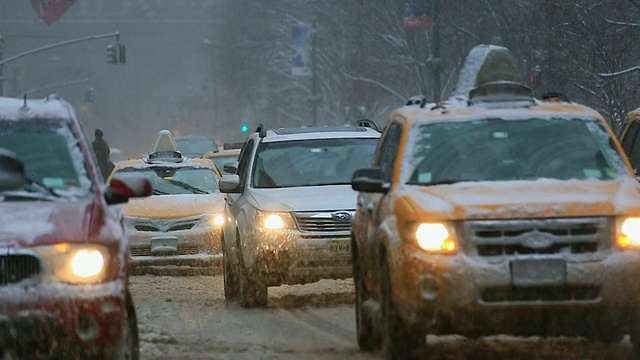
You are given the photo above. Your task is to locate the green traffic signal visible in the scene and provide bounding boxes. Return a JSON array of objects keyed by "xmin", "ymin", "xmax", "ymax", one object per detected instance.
[{"xmin": 241, "ymin": 125, "xmax": 248, "ymax": 132}]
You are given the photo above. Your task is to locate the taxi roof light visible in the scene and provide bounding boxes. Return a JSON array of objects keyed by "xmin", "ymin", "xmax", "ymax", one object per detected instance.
[
  {"xmin": 455, "ymin": 44, "xmax": 534, "ymax": 106},
  {"xmin": 145, "ymin": 130, "xmax": 184, "ymax": 164}
]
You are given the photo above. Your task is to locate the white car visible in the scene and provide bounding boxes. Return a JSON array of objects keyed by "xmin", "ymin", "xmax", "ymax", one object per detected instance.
[{"xmin": 220, "ymin": 124, "xmax": 381, "ymax": 307}]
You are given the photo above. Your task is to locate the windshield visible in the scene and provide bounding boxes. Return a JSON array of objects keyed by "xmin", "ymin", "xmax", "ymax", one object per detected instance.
[
  {"xmin": 0, "ymin": 118, "xmax": 92, "ymax": 199},
  {"xmin": 252, "ymin": 138, "xmax": 378, "ymax": 188},
  {"xmin": 403, "ymin": 117, "xmax": 628, "ymax": 185},
  {"xmin": 176, "ymin": 138, "xmax": 218, "ymax": 155},
  {"xmin": 115, "ymin": 166, "xmax": 219, "ymax": 194}
]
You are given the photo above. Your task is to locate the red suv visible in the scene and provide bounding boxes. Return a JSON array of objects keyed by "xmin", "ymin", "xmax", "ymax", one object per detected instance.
[{"xmin": 0, "ymin": 95, "xmax": 151, "ymax": 359}]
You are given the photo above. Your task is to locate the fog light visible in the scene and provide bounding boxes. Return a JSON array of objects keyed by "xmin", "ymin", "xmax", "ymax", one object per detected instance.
[
  {"xmin": 419, "ymin": 277, "xmax": 439, "ymax": 301},
  {"xmin": 76, "ymin": 314, "xmax": 99, "ymax": 341}
]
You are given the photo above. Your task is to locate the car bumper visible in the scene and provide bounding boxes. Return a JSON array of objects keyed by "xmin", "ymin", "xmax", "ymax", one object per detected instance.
[
  {"xmin": 247, "ymin": 229, "xmax": 353, "ymax": 285},
  {"xmin": 393, "ymin": 249, "xmax": 640, "ymax": 337},
  {"xmin": 0, "ymin": 281, "xmax": 126, "ymax": 357},
  {"xmin": 128, "ymin": 227, "xmax": 222, "ymax": 266}
]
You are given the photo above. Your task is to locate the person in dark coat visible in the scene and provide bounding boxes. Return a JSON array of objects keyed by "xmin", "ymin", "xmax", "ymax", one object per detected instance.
[{"xmin": 92, "ymin": 128, "xmax": 113, "ymax": 179}]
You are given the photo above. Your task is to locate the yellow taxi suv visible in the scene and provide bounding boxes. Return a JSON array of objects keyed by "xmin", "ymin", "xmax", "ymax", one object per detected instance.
[
  {"xmin": 350, "ymin": 44, "xmax": 640, "ymax": 359},
  {"xmin": 204, "ymin": 147, "xmax": 241, "ymax": 176},
  {"xmin": 108, "ymin": 130, "xmax": 225, "ymax": 274}
]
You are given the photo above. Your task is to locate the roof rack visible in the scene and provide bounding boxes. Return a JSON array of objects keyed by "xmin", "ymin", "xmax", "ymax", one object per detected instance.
[
  {"xmin": 255, "ymin": 123, "xmax": 267, "ymax": 138},
  {"xmin": 355, "ymin": 118, "xmax": 380, "ymax": 132}
]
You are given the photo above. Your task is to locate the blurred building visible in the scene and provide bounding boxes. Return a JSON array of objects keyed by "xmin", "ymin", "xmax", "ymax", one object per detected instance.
[{"xmin": 0, "ymin": 0, "xmax": 217, "ymax": 159}]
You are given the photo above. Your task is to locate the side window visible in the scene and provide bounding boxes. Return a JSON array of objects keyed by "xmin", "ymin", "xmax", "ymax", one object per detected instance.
[
  {"xmin": 622, "ymin": 120, "xmax": 640, "ymax": 171},
  {"xmin": 374, "ymin": 122, "xmax": 403, "ymax": 182},
  {"xmin": 236, "ymin": 139, "xmax": 255, "ymax": 185}
]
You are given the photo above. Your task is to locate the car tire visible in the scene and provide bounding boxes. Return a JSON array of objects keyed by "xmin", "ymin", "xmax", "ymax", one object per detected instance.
[
  {"xmin": 112, "ymin": 291, "xmax": 140, "ymax": 360},
  {"xmin": 236, "ymin": 229, "xmax": 268, "ymax": 308},
  {"xmin": 380, "ymin": 252, "xmax": 425, "ymax": 360},
  {"xmin": 222, "ymin": 235, "xmax": 239, "ymax": 300},
  {"xmin": 352, "ymin": 238, "xmax": 381, "ymax": 351}
]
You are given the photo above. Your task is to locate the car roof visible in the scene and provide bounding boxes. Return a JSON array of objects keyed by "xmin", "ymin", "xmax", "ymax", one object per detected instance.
[
  {"xmin": 0, "ymin": 94, "xmax": 74, "ymax": 121},
  {"xmin": 258, "ymin": 125, "xmax": 381, "ymax": 143},
  {"xmin": 204, "ymin": 148, "xmax": 241, "ymax": 158}
]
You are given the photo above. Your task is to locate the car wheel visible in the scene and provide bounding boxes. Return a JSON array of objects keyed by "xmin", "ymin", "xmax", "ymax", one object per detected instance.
[
  {"xmin": 222, "ymin": 235, "xmax": 239, "ymax": 300},
  {"xmin": 112, "ymin": 291, "xmax": 140, "ymax": 360},
  {"xmin": 353, "ymin": 238, "xmax": 380, "ymax": 351},
  {"xmin": 380, "ymin": 252, "xmax": 425, "ymax": 360},
  {"xmin": 236, "ymin": 229, "xmax": 268, "ymax": 308}
]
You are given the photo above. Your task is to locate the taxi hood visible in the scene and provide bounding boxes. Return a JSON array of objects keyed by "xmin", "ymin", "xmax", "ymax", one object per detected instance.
[
  {"xmin": 0, "ymin": 200, "xmax": 110, "ymax": 248},
  {"xmin": 123, "ymin": 194, "xmax": 225, "ymax": 219},
  {"xmin": 249, "ymin": 185, "xmax": 357, "ymax": 212},
  {"xmin": 404, "ymin": 178, "xmax": 640, "ymax": 219}
]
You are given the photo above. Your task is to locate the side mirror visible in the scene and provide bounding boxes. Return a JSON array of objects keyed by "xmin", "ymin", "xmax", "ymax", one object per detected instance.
[
  {"xmin": 0, "ymin": 148, "xmax": 26, "ymax": 191},
  {"xmin": 223, "ymin": 161, "xmax": 238, "ymax": 175},
  {"xmin": 219, "ymin": 174, "xmax": 242, "ymax": 193},
  {"xmin": 106, "ymin": 174, "xmax": 152, "ymax": 205},
  {"xmin": 351, "ymin": 167, "xmax": 389, "ymax": 193}
]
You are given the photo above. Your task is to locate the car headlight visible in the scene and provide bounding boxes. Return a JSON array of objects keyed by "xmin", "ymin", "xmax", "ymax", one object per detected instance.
[
  {"xmin": 414, "ymin": 223, "xmax": 457, "ymax": 254},
  {"xmin": 33, "ymin": 243, "xmax": 110, "ymax": 284},
  {"xmin": 205, "ymin": 213, "xmax": 225, "ymax": 227},
  {"xmin": 617, "ymin": 217, "xmax": 640, "ymax": 249},
  {"xmin": 255, "ymin": 210, "xmax": 295, "ymax": 230}
]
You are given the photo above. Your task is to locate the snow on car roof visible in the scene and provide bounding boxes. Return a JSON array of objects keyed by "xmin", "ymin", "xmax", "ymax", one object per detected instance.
[
  {"xmin": 0, "ymin": 95, "xmax": 73, "ymax": 120},
  {"xmin": 263, "ymin": 126, "xmax": 381, "ymax": 142}
]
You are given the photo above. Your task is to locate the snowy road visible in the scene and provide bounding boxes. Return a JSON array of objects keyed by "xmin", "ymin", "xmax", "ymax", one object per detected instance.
[{"xmin": 130, "ymin": 275, "xmax": 636, "ymax": 360}]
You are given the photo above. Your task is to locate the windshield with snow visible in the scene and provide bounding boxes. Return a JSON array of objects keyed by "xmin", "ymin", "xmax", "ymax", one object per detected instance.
[
  {"xmin": 0, "ymin": 119, "xmax": 92, "ymax": 199},
  {"xmin": 404, "ymin": 117, "xmax": 627, "ymax": 185},
  {"xmin": 115, "ymin": 166, "xmax": 219, "ymax": 194},
  {"xmin": 252, "ymin": 138, "xmax": 378, "ymax": 188}
]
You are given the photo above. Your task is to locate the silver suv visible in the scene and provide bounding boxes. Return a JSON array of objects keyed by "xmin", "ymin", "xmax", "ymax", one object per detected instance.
[{"xmin": 220, "ymin": 124, "xmax": 381, "ymax": 307}]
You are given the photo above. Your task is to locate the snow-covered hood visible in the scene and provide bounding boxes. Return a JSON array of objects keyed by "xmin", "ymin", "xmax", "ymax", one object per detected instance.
[
  {"xmin": 249, "ymin": 185, "xmax": 357, "ymax": 212},
  {"xmin": 123, "ymin": 194, "xmax": 225, "ymax": 219},
  {"xmin": 403, "ymin": 178, "xmax": 640, "ymax": 220},
  {"xmin": 0, "ymin": 200, "xmax": 96, "ymax": 248}
]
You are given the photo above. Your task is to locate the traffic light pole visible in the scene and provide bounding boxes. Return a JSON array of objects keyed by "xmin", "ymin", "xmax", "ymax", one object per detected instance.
[{"xmin": 0, "ymin": 31, "xmax": 120, "ymax": 96}]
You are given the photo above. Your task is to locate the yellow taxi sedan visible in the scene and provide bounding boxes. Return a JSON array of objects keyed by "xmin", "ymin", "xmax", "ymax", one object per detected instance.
[
  {"xmin": 108, "ymin": 130, "xmax": 225, "ymax": 274},
  {"xmin": 204, "ymin": 148, "xmax": 241, "ymax": 176}
]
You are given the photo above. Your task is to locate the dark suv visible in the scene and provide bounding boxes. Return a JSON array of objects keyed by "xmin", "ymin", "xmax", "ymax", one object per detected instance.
[{"xmin": 0, "ymin": 95, "xmax": 151, "ymax": 359}]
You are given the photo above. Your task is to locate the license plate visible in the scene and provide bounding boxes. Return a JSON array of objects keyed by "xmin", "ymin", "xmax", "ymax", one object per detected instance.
[
  {"xmin": 327, "ymin": 242, "xmax": 350, "ymax": 255},
  {"xmin": 151, "ymin": 237, "xmax": 178, "ymax": 255},
  {"xmin": 511, "ymin": 258, "xmax": 566, "ymax": 286}
]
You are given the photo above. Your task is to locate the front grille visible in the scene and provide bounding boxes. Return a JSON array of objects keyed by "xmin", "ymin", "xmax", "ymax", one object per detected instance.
[
  {"xmin": 0, "ymin": 255, "xmax": 41, "ymax": 286},
  {"xmin": 294, "ymin": 211, "xmax": 353, "ymax": 232},
  {"xmin": 131, "ymin": 244, "xmax": 201, "ymax": 256},
  {"xmin": 129, "ymin": 218, "xmax": 200, "ymax": 232},
  {"xmin": 481, "ymin": 286, "xmax": 600, "ymax": 303},
  {"xmin": 463, "ymin": 218, "xmax": 608, "ymax": 257}
]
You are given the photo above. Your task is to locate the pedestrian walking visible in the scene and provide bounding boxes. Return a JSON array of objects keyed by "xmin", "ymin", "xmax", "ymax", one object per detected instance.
[{"xmin": 92, "ymin": 128, "xmax": 113, "ymax": 179}]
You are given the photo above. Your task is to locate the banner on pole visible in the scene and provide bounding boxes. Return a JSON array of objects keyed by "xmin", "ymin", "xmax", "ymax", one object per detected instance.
[
  {"xmin": 291, "ymin": 24, "xmax": 312, "ymax": 77},
  {"xmin": 403, "ymin": 3, "xmax": 432, "ymax": 28},
  {"xmin": 31, "ymin": 0, "xmax": 77, "ymax": 25}
]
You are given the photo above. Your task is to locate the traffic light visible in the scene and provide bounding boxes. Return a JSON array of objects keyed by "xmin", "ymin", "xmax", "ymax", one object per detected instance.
[
  {"xmin": 241, "ymin": 124, "xmax": 248, "ymax": 132},
  {"xmin": 107, "ymin": 44, "xmax": 117, "ymax": 64},
  {"xmin": 84, "ymin": 87, "xmax": 95, "ymax": 103},
  {"xmin": 118, "ymin": 43, "xmax": 126, "ymax": 64}
]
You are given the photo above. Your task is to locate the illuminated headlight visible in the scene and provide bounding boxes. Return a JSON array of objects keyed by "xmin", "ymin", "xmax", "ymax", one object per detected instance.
[
  {"xmin": 33, "ymin": 243, "xmax": 109, "ymax": 284},
  {"xmin": 617, "ymin": 218, "xmax": 640, "ymax": 249},
  {"xmin": 255, "ymin": 210, "xmax": 295, "ymax": 230},
  {"xmin": 414, "ymin": 223, "xmax": 457, "ymax": 254}
]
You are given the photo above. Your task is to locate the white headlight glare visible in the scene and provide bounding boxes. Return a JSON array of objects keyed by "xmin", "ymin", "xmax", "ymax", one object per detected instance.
[
  {"xmin": 414, "ymin": 223, "xmax": 457, "ymax": 254},
  {"xmin": 618, "ymin": 217, "xmax": 640, "ymax": 248},
  {"xmin": 210, "ymin": 213, "xmax": 225, "ymax": 227},
  {"xmin": 256, "ymin": 211, "xmax": 294, "ymax": 230},
  {"xmin": 34, "ymin": 243, "xmax": 109, "ymax": 284}
]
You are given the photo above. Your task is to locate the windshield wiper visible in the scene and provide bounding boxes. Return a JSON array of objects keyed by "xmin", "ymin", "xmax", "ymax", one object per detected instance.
[
  {"xmin": 164, "ymin": 179, "xmax": 209, "ymax": 194},
  {"xmin": 25, "ymin": 177, "xmax": 61, "ymax": 197}
]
